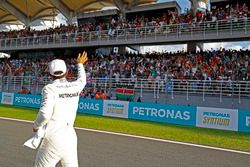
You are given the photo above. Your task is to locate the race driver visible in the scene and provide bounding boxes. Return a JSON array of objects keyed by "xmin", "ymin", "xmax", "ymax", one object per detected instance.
[{"xmin": 32, "ymin": 52, "xmax": 88, "ymax": 167}]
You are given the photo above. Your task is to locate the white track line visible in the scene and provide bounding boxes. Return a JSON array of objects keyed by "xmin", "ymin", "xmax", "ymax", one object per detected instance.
[{"xmin": 1, "ymin": 116, "xmax": 250, "ymax": 155}]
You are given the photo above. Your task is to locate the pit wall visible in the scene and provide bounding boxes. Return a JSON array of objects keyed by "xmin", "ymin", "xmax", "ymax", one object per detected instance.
[{"xmin": 1, "ymin": 92, "xmax": 249, "ymax": 133}]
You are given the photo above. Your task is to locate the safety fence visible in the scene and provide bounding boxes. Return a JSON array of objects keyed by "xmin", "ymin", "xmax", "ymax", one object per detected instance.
[
  {"xmin": 0, "ymin": 76, "xmax": 249, "ymax": 103},
  {"xmin": 0, "ymin": 92, "xmax": 249, "ymax": 132},
  {"xmin": 0, "ymin": 18, "xmax": 250, "ymax": 49}
]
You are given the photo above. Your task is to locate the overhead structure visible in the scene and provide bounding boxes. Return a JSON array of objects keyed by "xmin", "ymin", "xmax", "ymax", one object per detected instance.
[
  {"xmin": 113, "ymin": 0, "xmax": 156, "ymax": 15},
  {"xmin": 0, "ymin": 0, "xmax": 156, "ymax": 26},
  {"xmin": 0, "ymin": 0, "xmax": 58, "ymax": 26},
  {"xmin": 0, "ymin": 6, "xmax": 19, "ymax": 24}
]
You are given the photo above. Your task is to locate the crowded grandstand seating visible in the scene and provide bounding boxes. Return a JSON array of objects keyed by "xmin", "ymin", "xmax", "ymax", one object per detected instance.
[
  {"xmin": 1, "ymin": 49, "xmax": 249, "ymax": 81},
  {"xmin": 0, "ymin": 2, "xmax": 249, "ymax": 42}
]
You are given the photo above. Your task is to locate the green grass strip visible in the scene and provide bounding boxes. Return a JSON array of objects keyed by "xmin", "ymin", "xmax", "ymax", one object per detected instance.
[{"xmin": 0, "ymin": 104, "xmax": 250, "ymax": 152}]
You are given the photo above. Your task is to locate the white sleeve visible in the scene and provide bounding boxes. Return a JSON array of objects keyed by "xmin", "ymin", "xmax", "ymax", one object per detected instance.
[
  {"xmin": 76, "ymin": 63, "xmax": 87, "ymax": 90},
  {"xmin": 33, "ymin": 85, "xmax": 54, "ymax": 129}
]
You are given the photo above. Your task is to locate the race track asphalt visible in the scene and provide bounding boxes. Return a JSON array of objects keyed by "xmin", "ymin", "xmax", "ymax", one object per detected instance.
[{"xmin": 0, "ymin": 118, "xmax": 249, "ymax": 167}]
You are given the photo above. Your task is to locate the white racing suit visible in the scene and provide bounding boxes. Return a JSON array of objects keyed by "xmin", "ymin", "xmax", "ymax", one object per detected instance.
[{"xmin": 33, "ymin": 64, "xmax": 86, "ymax": 167}]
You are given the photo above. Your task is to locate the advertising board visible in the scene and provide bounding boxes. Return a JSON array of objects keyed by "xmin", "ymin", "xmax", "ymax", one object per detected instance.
[
  {"xmin": 129, "ymin": 102, "xmax": 197, "ymax": 126},
  {"xmin": 238, "ymin": 110, "xmax": 250, "ymax": 132},
  {"xmin": 196, "ymin": 107, "xmax": 238, "ymax": 131},
  {"xmin": 1, "ymin": 92, "xmax": 14, "ymax": 105},
  {"xmin": 78, "ymin": 98, "xmax": 103, "ymax": 115},
  {"xmin": 13, "ymin": 94, "xmax": 42, "ymax": 108},
  {"xmin": 103, "ymin": 100, "xmax": 129, "ymax": 118}
]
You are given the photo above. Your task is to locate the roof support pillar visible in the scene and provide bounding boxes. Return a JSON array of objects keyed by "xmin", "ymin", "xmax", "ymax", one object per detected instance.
[
  {"xmin": 189, "ymin": 0, "xmax": 197, "ymax": 15},
  {"xmin": 49, "ymin": 0, "xmax": 71, "ymax": 22},
  {"xmin": 67, "ymin": 11, "xmax": 73, "ymax": 24},
  {"xmin": 113, "ymin": 0, "xmax": 126, "ymax": 19}
]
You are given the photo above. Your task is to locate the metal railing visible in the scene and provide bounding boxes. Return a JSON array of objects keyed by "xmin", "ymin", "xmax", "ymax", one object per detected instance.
[
  {"xmin": 0, "ymin": 76, "xmax": 249, "ymax": 103},
  {"xmin": 0, "ymin": 18, "xmax": 250, "ymax": 49}
]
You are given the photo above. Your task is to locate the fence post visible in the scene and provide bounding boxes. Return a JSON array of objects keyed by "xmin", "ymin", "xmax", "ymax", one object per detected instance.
[
  {"xmin": 231, "ymin": 81, "xmax": 234, "ymax": 108},
  {"xmin": 0, "ymin": 76, "xmax": 2, "ymax": 92},
  {"xmin": 186, "ymin": 81, "xmax": 189, "ymax": 101},
  {"xmin": 191, "ymin": 24, "xmax": 193, "ymax": 38},
  {"xmin": 36, "ymin": 81, "xmax": 39, "ymax": 95},
  {"xmin": 134, "ymin": 28, "xmax": 137, "ymax": 41},
  {"xmin": 203, "ymin": 22, "xmax": 206, "ymax": 38},
  {"xmin": 165, "ymin": 25, "xmax": 168, "ymax": 39},
  {"xmin": 155, "ymin": 27, "xmax": 157, "ymax": 40},
  {"xmin": 238, "ymin": 82, "xmax": 241, "ymax": 104},
  {"xmin": 138, "ymin": 80, "xmax": 142, "ymax": 98},
  {"xmin": 157, "ymin": 81, "xmax": 160, "ymax": 99},
  {"xmin": 216, "ymin": 21, "xmax": 219, "ymax": 36},
  {"xmin": 230, "ymin": 19, "xmax": 233, "ymax": 36},
  {"xmin": 154, "ymin": 81, "xmax": 156, "ymax": 99},
  {"xmin": 89, "ymin": 32, "xmax": 92, "ymax": 43},
  {"xmin": 171, "ymin": 79, "xmax": 174, "ymax": 100},
  {"xmin": 94, "ymin": 80, "xmax": 96, "ymax": 92},
  {"xmin": 125, "ymin": 29, "xmax": 127, "ymax": 41},
  {"xmin": 13, "ymin": 76, "xmax": 16, "ymax": 93},
  {"xmin": 7, "ymin": 76, "xmax": 9, "ymax": 92},
  {"xmin": 220, "ymin": 82, "xmax": 222, "ymax": 103},
  {"xmin": 245, "ymin": 18, "xmax": 247, "ymax": 34},
  {"xmin": 203, "ymin": 81, "xmax": 205, "ymax": 101},
  {"xmin": 105, "ymin": 79, "xmax": 107, "ymax": 91},
  {"xmin": 28, "ymin": 76, "xmax": 31, "ymax": 93},
  {"xmin": 116, "ymin": 29, "xmax": 118, "ymax": 41},
  {"xmin": 176, "ymin": 24, "xmax": 178, "ymax": 39}
]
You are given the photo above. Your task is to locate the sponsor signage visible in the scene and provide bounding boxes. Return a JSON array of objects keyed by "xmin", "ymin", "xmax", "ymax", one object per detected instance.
[
  {"xmin": 78, "ymin": 98, "xmax": 103, "ymax": 115},
  {"xmin": 1, "ymin": 92, "xmax": 14, "ymax": 105},
  {"xmin": 0, "ymin": 91, "xmax": 248, "ymax": 133},
  {"xmin": 238, "ymin": 110, "xmax": 250, "ymax": 132},
  {"xmin": 14, "ymin": 94, "xmax": 42, "ymax": 108},
  {"xmin": 103, "ymin": 100, "xmax": 129, "ymax": 118},
  {"xmin": 128, "ymin": 102, "xmax": 197, "ymax": 126},
  {"xmin": 196, "ymin": 107, "xmax": 238, "ymax": 131}
]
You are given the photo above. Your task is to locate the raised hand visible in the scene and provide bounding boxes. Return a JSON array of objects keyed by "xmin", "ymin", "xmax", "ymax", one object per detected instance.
[{"xmin": 77, "ymin": 51, "xmax": 88, "ymax": 65}]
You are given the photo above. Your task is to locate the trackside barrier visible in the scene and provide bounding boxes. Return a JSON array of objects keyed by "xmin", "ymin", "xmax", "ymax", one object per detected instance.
[
  {"xmin": 0, "ymin": 92, "xmax": 249, "ymax": 132},
  {"xmin": 128, "ymin": 102, "xmax": 196, "ymax": 126},
  {"xmin": 78, "ymin": 98, "xmax": 103, "ymax": 115},
  {"xmin": 14, "ymin": 94, "xmax": 42, "ymax": 108},
  {"xmin": 103, "ymin": 100, "xmax": 129, "ymax": 118},
  {"xmin": 238, "ymin": 110, "xmax": 250, "ymax": 133},
  {"xmin": 196, "ymin": 107, "xmax": 238, "ymax": 131},
  {"xmin": 1, "ymin": 92, "xmax": 14, "ymax": 105}
]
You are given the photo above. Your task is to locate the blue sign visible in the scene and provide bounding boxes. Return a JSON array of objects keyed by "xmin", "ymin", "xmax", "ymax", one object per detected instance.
[
  {"xmin": 13, "ymin": 94, "xmax": 42, "ymax": 108},
  {"xmin": 128, "ymin": 102, "xmax": 197, "ymax": 126},
  {"xmin": 238, "ymin": 110, "xmax": 250, "ymax": 132},
  {"xmin": 78, "ymin": 98, "xmax": 103, "ymax": 116},
  {"xmin": 0, "ymin": 92, "xmax": 2, "ymax": 103}
]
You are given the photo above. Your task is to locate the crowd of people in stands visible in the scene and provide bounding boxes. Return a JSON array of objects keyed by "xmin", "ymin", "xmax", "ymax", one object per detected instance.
[
  {"xmin": 0, "ymin": 2, "xmax": 249, "ymax": 82},
  {"xmin": 80, "ymin": 89, "xmax": 107, "ymax": 100},
  {"xmin": 0, "ymin": 2, "xmax": 249, "ymax": 40},
  {"xmin": 1, "ymin": 49, "xmax": 249, "ymax": 82}
]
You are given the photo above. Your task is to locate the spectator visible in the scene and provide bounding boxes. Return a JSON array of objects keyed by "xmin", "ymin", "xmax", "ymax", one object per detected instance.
[
  {"xmin": 1, "ymin": 49, "xmax": 250, "ymax": 81},
  {"xmin": 95, "ymin": 90, "xmax": 101, "ymax": 100},
  {"xmin": 19, "ymin": 86, "xmax": 30, "ymax": 94},
  {"xmin": 100, "ymin": 90, "xmax": 107, "ymax": 100},
  {"xmin": 137, "ymin": 97, "xmax": 141, "ymax": 102}
]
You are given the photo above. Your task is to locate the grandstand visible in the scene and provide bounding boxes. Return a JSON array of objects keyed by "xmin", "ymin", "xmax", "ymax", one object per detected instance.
[{"xmin": 0, "ymin": 0, "xmax": 249, "ymax": 110}]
